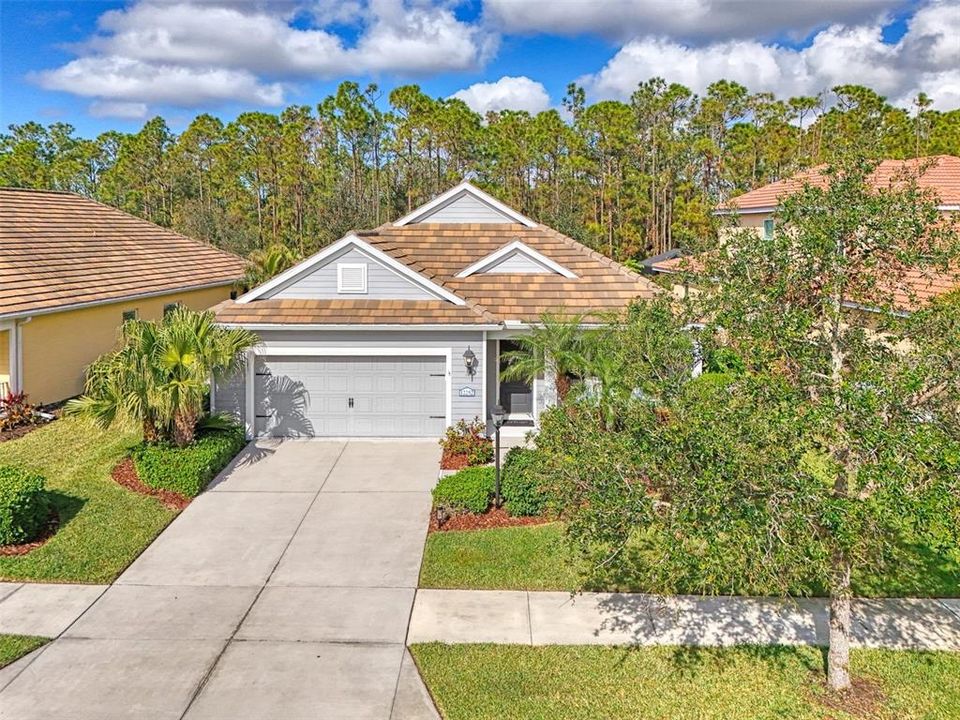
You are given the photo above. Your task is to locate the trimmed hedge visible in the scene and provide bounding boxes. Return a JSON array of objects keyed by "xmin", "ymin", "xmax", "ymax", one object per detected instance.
[
  {"xmin": 433, "ymin": 466, "xmax": 495, "ymax": 515},
  {"xmin": 502, "ymin": 447, "xmax": 549, "ymax": 517},
  {"xmin": 132, "ymin": 424, "xmax": 246, "ymax": 498},
  {"xmin": 0, "ymin": 465, "xmax": 51, "ymax": 545}
]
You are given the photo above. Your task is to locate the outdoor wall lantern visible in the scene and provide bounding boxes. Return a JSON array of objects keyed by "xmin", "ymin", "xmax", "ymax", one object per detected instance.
[
  {"xmin": 491, "ymin": 404, "xmax": 506, "ymax": 507},
  {"xmin": 463, "ymin": 346, "xmax": 478, "ymax": 378}
]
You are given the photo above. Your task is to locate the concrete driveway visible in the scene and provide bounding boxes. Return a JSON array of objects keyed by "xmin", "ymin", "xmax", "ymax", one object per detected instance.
[{"xmin": 0, "ymin": 439, "xmax": 441, "ymax": 720}]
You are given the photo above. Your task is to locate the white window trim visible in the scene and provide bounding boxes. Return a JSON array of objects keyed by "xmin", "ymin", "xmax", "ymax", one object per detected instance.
[
  {"xmin": 244, "ymin": 346, "xmax": 453, "ymax": 439},
  {"xmin": 236, "ymin": 234, "xmax": 466, "ymax": 306},
  {"xmin": 393, "ymin": 181, "xmax": 537, "ymax": 227},
  {"xmin": 456, "ymin": 240, "xmax": 578, "ymax": 279},
  {"xmin": 337, "ymin": 263, "xmax": 368, "ymax": 294}
]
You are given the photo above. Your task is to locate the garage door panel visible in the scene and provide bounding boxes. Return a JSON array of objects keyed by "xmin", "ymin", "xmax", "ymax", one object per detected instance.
[{"xmin": 256, "ymin": 355, "xmax": 447, "ymax": 437}]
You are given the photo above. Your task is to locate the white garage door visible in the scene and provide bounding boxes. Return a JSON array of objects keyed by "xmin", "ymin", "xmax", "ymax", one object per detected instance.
[{"xmin": 254, "ymin": 355, "xmax": 447, "ymax": 437}]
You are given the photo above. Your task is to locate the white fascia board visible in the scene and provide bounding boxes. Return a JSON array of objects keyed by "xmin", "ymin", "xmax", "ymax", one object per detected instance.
[
  {"xmin": 455, "ymin": 240, "xmax": 577, "ymax": 279},
  {"xmin": 713, "ymin": 206, "xmax": 776, "ymax": 216},
  {"xmin": 219, "ymin": 323, "xmax": 503, "ymax": 331},
  {"xmin": 236, "ymin": 233, "xmax": 466, "ymax": 306},
  {"xmin": 393, "ymin": 181, "xmax": 537, "ymax": 227}
]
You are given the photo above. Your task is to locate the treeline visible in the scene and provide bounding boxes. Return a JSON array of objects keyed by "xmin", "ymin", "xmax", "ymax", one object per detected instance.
[{"xmin": 2, "ymin": 80, "xmax": 958, "ymax": 263}]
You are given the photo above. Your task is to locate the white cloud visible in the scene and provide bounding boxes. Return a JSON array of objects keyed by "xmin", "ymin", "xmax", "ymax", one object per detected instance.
[
  {"xmin": 485, "ymin": 0, "xmax": 901, "ymax": 43},
  {"xmin": 34, "ymin": 0, "xmax": 495, "ymax": 115},
  {"xmin": 88, "ymin": 100, "xmax": 149, "ymax": 120},
  {"xmin": 451, "ymin": 76, "xmax": 551, "ymax": 114},
  {"xmin": 581, "ymin": 1, "xmax": 960, "ymax": 110}
]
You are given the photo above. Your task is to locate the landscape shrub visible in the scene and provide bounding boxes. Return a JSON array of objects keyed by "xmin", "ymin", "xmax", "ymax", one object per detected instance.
[
  {"xmin": 432, "ymin": 466, "xmax": 495, "ymax": 515},
  {"xmin": 132, "ymin": 423, "xmax": 245, "ymax": 497},
  {"xmin": 0, "ymin": 391, "xmax": 42, "ymax": 432},
  {"xmin": 0, "ymin": 465, "xmax": 51, "ymax": 545},
  {"xmin": 501, "ymin": 447, "xmax": 550, "ymax": 516},
  {"xmin": 439, "ymin": 418, "xmax": 493, "ymax": 468}
]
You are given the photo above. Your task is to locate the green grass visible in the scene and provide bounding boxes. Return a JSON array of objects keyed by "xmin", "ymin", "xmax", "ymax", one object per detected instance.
[
  {"xmin": 411, "ymin": 644, "xmax": 960, "ymax": 720},
  {"xmin": 0, "ymin": 417, "xmax": 176, "ymax": 583},
  {"xmin": 420, "ymin": 523, "xmax": 581, "ymax": 591},
  {"xmin": 0, "ymin": 634, "xmax": 48, "ymax": 669},
  {"xmin": 419, "ymin": 523, "xmax": 960, "ymax": 597}
]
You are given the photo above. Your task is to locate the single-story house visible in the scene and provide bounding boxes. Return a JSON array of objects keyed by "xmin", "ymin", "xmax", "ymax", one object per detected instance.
[
  {"xmin": 650, "ymin": 155, "xmax": 960, "ymax": 311},
  {"xmin": 0, "ymin": 188, "xmax": 247, "ymax": 404},
  {"xmin": 213, "ymin": 181, "xmax": 658, "ymax": 439}
]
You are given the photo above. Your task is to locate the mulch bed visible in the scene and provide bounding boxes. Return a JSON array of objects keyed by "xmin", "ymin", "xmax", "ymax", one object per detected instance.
[
  {"xmin": 112, "ymin": 458, "xmax": 190, "ymax": 511},
  {"xmin": 812, "ymin": 675, "xmax": 886, "ymax": 719},
  {"xmin": 430, "ymin": 506, "xmax": 553, "ymax": 533},
  {"xmin": 0, "ymin": 421, "xmax": 48, "ymax": 444},
  {"xmin": 0, "ymin": 510, "xmax": 59, "ymax": 556}
]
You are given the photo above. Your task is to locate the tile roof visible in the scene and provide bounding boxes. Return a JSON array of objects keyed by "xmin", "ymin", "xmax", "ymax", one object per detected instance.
[
  {"xmin": 215, "ymin": 222, "xmax": 659, "ymax": 326},
  {"xmin": 724, "ymin": 155, "xmax": 960, "ymax": 211},
  {"xmin": 214, "ymin": 298, "xmax": 496, "ymax": 325},
  {"xmin": 362, "ymin": 223, "xmax": 659, "ymax": 323},
  {"xmin": 0, "ymin": 188, "xmax": 246, "ymax": 319}
]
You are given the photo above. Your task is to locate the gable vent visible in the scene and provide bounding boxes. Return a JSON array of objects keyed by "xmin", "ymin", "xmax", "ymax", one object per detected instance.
[{"xmin": 337, "ymin": 263, "xmax": 367, "ymax": 293}]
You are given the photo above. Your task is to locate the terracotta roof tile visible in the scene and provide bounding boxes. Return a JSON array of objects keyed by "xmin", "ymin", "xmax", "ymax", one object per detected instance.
[
  {"xmin": 725, "ymin": 155, "xmax": 960, "ymax": 211},
  {"xmin": 0, "ymin": 188, "xmax": 246, "ymax": 318},
  {"xmin": 214, "ymin": 299, "xmax": 494, "ymax": 325}
]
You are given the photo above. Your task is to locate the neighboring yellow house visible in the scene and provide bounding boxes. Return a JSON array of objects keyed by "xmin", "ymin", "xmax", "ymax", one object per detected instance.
[
  {"xmin": 650, "ymin": 155, "xmax": 960, "ymax": 309},
  {"xmin": 0, "ymin": 188, "xmax": 247, "ymax": 404}
]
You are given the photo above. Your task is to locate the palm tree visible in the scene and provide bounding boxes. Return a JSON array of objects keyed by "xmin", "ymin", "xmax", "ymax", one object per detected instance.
[
  {"xmin": 67, "ymin": 308, "xmax": 258, "ymax": 447},
  {"xmin": 499, "ymin": 313, "xmax": 588, "ymax": 401},
  {"xmin": 242, "ymin": 243, "xmax": 299, "ymax": 288}
]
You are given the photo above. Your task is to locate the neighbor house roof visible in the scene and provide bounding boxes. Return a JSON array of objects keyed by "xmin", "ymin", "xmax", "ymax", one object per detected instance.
[
  {"xmin": 722, "ymin": 155, "xmax": 960, "ymax": 212},
  {"xmin": 0, "ymin": 188, "xmax": 246, "ymax": 320}
]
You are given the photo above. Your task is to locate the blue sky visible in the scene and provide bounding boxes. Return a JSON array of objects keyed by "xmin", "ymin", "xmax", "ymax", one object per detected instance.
[{"xmin": 1, "ymin": 0, "xmax": 956, "ymax": 137}]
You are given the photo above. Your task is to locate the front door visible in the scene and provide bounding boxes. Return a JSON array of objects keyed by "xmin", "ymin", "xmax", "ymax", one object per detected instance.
[{"xmin": 498, "ymin": 340, "xmax": 533, "ymax": 419}]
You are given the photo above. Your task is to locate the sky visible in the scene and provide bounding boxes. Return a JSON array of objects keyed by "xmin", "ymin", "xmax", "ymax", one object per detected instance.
[{"xmin": 1, "ymin": 0, "xmax": 958, "ymax": 136}]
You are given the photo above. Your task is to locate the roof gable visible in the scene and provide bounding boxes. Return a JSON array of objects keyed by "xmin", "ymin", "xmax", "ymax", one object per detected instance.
[
  {"xmin": 237, "ymin": 234, "xmax": 466, "ymax": 306},
  {"xmin": 456, "ymin": 239, "xmax": 577, "ymax": 278},
  {"xmin": 394, "ymin": 181, "xmax": 536, "ymax": 227}
]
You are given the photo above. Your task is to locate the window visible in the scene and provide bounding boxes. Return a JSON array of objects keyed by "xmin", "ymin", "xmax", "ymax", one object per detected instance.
[
  {"xmin": 163, "ymin": 302, "xmax": 179, "ymax": 317},
  {"xmin": 337, "ymin": 263, "xmax": 367, "ymax": 293},
  {"xmin": 122, "ymin": 309, "xmax": 138, "ymax": 322},
  {"xmin": 763, "ymin": 218, "xmax": 775, "ymax": 239}
]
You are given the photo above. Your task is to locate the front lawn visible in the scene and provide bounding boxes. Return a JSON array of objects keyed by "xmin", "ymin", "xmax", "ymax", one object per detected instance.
[
  {"xmin": 0, "ymin": 417, "xmax": 176, "ymax": 583},
  {"xmin": 411, "ymin": 644, "xmax": 960, "ymax": 720},
  {"xmin": 0, "ymin": 634, "xmax": 48, "ymax": 669},
  {"xmin": 419, "ymin": 524, "xmax": 960, "ymax": 597}
]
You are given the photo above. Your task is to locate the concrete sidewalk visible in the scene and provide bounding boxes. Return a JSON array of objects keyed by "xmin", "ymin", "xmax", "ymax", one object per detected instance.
[
  {"xmin": 409, "ymin": 589, "xmax": 960, "ymax": 650},
  {"xmin": 0, "ymin": 439, "xmax": 442, "ymax": 720}
]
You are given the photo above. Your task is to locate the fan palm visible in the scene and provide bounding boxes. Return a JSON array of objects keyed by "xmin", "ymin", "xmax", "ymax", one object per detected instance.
[{"xmin": 67, "ymin": 308, "xmax": 258, "ymax": 447}]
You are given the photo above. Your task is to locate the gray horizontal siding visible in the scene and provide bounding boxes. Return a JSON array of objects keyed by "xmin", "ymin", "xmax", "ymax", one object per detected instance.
[
  {"xmin": 416, "ymin": 191, "xmax": 514, "ymax": 224},
  {"xmin": 482, "ymin": 249, "xmax": 553, "ymax": 274},
  {"xmin": 214, "ymin": 329, "xmax": 486, "ymax": 434},
  {"xmin": 267, "ymin": 246, "xmax": 434, "ymax": 300}
]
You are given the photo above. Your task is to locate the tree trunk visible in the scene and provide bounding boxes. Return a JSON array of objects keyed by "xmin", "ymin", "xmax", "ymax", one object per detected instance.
[
  {"xmin": 827, "ymin": 557, "xmax": 853, "ymax": 691},
  {"xmin": 555, "ymin": 372, "xmax": 571, "ymax": 401},
  {"xmin": 171, "ymin": 410, "xmax": 196, "ymax": 448},
  {"xmin": 142, "ymin": 416, "xmax": 160, "ymax": 444}
]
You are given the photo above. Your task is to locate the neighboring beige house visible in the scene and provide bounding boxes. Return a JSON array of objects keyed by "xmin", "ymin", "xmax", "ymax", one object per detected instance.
[
  {"xmin": 0, "ymin": 188, "xmax": 247, "ymax": 404},
  {"xmin": 651, "ymin": 155, "xmax": 960, "ymax": 310}
]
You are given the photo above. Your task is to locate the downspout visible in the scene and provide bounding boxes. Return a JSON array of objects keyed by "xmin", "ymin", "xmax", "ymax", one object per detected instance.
[{"xmin": 10, "ymin": 317, "xmax": 31, "ymax": 394}]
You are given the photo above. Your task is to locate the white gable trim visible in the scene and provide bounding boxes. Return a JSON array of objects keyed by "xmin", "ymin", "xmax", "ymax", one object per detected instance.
[
  {"xmin": 455, "ymin": 240, "xmax": 578, "ymax": 279},
  {"xmin": 393, "ymin": 181, "xmax": 537, "ymax": 227},
  {"xmin": 236, "ymin": 233, "xmax": 466, "ymax": 306}
]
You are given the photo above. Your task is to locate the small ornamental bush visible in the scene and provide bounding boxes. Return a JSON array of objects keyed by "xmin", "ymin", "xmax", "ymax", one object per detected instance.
[
  {"xmin": 501, "ymin": 447, "xmax": 550, "ymax": 516},
  {"xmin": 0, "ymin": 391, "xmax": 41, "ymax": 432},
  {"xmin": 0, "ymin": 465, "xmax": 51, "ymax": 545},
  {"xmin": 439, "ymin": 418, "xmax": 493, "ymax": 468},
  {"xmin": 432, "ymin": 466, "xmax": 495, "ymax": 515},
  {"xmin": 132, "ymin": 423, "xmax": 245, "ymax": 497}
]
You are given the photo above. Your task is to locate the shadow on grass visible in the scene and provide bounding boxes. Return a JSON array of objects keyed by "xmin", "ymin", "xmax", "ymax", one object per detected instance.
[{"xmin": 47, "ymin": 490, "xmax": 86, "ymax": 532}]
